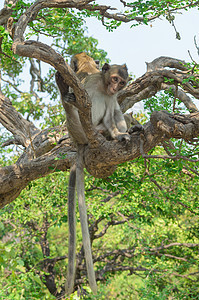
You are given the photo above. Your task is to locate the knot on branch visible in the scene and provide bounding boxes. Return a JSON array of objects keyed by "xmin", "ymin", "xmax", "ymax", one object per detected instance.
[
  {"xmin": 84, "ymin": 146, "xmax": 117, "ymax": 178},
  {"xmin": 151, "ymin": 111, "xmax": 199, "ymax": 141}
]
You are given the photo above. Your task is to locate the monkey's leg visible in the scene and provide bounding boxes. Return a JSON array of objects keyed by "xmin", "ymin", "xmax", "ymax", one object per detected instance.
[
  {"xmin": 65, "ymin": 164, "xmax": 77, "ymax": 295},
  {"xmin": 76, "ymin": 145, "xmax": 97, "ymax": 294},
  {"xmin": 104, "ymin": 110, "xmax": 130, "ymax": 142}
]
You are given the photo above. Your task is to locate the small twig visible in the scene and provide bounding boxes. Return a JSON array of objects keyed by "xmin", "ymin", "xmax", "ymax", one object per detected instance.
[
  {"xmin": 194, "ymin": 35, "xmax": 199, "ymax": 57},
  {"xmin": 2, "ymin": 138, "xmax": 21, "ymax": 147},
  {"xmin": 173, "ymin": 83, "xmax": 178, "ymax": 113}
]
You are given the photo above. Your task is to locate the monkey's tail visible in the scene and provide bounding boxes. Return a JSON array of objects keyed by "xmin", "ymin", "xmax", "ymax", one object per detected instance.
[
  {"xmin": 76, "ymin": 144, "xmax": 97, "ymax": 294},
  {"xmin": 65, "ymin": 164, "xmax": 77, "ymax": 295}
]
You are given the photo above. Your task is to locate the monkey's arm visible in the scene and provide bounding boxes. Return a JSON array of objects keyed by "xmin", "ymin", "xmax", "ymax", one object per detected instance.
[
  {"xmin": 55, "ymin": 71, "xmax": 88, "ymax": 144},
  {"xmin": 114, "ymin": 105, "xmax": 128, "ymax": 133},
  {"xmin": 115, "ymin": 110, "xmax": 144, "ymax": 137},
  {"xmin": 55, "ymin": 71, "xmax": 77, "ymax": 106}
]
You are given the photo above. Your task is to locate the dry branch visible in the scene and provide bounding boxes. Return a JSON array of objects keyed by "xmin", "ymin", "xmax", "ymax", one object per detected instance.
[{"xmin": 1, "ymin": 107, "xmax": 198, "ymax": 208}]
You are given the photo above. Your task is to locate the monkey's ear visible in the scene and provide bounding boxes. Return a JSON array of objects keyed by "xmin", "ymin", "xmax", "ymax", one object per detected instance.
[
  {"xmin": 102, "ymin": 63, "xmax": 111, "ymax": 73},
  {"xmin": 121, "ymin": 64, "xmax": 128, "ymax": 71}
]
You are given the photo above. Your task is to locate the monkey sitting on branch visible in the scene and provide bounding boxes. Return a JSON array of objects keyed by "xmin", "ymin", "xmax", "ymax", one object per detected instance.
[{"xmin": 55, "ymin": 52, "xmax": 130, "ymax": 295}]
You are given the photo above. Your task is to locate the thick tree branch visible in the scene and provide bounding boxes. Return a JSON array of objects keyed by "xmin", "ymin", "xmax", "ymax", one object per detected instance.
[
  {"xmin": 120, "ymin": 70, "xmax": 199, "ymax": 112},
  {"xmin": 119, "ymin": 56, "xmax": 199, "ymax": 113},
  {"xmin": 0, "ymin": 102, "xmax": 199, "ymax": 207},
  {"xmin": 146, "ymin": 56, "xmax": 187, "ymax": 72},
  {"xmin": 84, "ymin": 111, "xmax": 199, "ymax": 177},
  {"xmin": 0, "ymin": 142, "xmax": 74, "ymax": 208}
]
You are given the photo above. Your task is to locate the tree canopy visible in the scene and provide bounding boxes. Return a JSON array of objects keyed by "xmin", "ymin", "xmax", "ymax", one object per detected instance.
[{"xmin": 0, "ymin": 1, "xmax": 198, "ymax": 299}]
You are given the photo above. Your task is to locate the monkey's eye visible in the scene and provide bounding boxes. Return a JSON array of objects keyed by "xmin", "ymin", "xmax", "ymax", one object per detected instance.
[
  {"xmin": 120, "ymin": 81, "xmax": 126, "ymax": 86},
  {"xmin": 112, "ymin": 76, "xmax": 119, "ymax": 83}
]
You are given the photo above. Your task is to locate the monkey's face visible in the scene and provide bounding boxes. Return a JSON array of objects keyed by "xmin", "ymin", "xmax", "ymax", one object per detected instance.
[
  {"xmin": 107, "ymin": 74, "xmax": 127, "ymax": 95},
  {"xmin": 102, "ymin": 63, "xmax": 129, "ymax": 96}
]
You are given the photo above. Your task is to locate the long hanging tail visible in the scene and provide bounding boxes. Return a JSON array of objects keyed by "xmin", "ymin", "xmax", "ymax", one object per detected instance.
[
  {"xmin": 65, "ymin": 164, "xmax": 77, "ymax": 295},
  {"xmin": 76, "ymin": 145, "xmax": 97, "ymax": 294}
]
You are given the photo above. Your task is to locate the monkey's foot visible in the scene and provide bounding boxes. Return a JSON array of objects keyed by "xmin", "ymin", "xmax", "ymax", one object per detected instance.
[
  {"xmin": 117, "ymin": 133, "xmax": 131, "ymax": 142},
  {"xmin": 129, "ymin": 124, "xmax": 144, "ymax": 134}
]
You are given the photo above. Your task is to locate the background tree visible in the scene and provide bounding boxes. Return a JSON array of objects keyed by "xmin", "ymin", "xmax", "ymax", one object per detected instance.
[{"xmin": 0, "ymin": 1, "xmax": 198, "ymax": 299}]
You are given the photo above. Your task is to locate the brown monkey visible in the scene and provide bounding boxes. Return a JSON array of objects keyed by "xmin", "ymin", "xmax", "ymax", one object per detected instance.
[
  {"xmin": 55, "ymin": 53, "xmax": 130, "ymax": 295},
  {"xmin": 70, "ymin": 52, "xmax": 100, "ymax": 82}
]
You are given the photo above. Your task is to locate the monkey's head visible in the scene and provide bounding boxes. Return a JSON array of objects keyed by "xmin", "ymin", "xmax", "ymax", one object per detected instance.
[
  {"xmin": 102, "ymin": 63, "xmax": 129, "ymax": 96},
  {"xmin": 70, "ymin": 52, "xmax": 99, "ymax": 75}
]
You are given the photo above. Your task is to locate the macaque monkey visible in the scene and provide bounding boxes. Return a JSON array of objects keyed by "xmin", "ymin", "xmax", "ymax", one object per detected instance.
[
  {"xmin": 55, "ymin": 53, "xmax": 130, "ymax": 295},
  {"xmin": 83, "ymin": 62, "xmax": 130, "ymax": 141},
  {"xmin": 56, "ymin": 53, "xmax": 100, "ymax": 145}
]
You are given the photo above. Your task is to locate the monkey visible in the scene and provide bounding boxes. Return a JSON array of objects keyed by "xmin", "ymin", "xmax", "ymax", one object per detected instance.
[
  {"xmin": 56, "ymin": 53, "xmax": 99, "ymax": 295},
  {"xmin": 56, "ymin": 53, "xmax": 100, "ymax": 145},
  {"xmin": 55, "ymin": 53, "xmax": 130, "ymax": 295},
  {"xmin": 62, "ymin": 62, "xmax": 130, "ymax": 143},
  {"xmin": 83, "ymin": 62, "xmax": 130, "ymax": 141}
]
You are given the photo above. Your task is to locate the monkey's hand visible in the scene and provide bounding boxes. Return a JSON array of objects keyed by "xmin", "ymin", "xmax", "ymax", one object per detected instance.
[
  {"xmin": 116, "ymin": 132, "xmax": 131, "ymax": 142},
  {"xmin": 63, "ymin": 92, "xmax": 76, "ymax": 105},
  {"xmin": 129, "ymin": 124, "xmax": 144, "ymax": 134}
]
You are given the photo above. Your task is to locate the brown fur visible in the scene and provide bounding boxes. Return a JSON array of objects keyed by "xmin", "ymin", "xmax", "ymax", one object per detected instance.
[{"xmin": 70, "ymin": 52, "xmax": 99, "ymax": 82}]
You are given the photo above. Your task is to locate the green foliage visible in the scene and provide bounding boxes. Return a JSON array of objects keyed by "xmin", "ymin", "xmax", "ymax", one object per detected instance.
[
  {"xmin": 0, "ymin": 146, "xmax": 198, "ymax": 298},
  {"xmin": 0, "ymin": 173, "xmax": 68, "ymax": 299},
  {"xmin": 11, "ymin": 0, "xmax": 32, "ymax": 15},
  {"xmin": 144, "ymin": 89, "xmax": 188, "ymax": 114},
  {"xmin": 26, "ymin": 8, "xmax": 108, "ymax": 64},
  {"xmin": 0, "ymin": 26, "xmax": 24, "ymax": 76}
]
